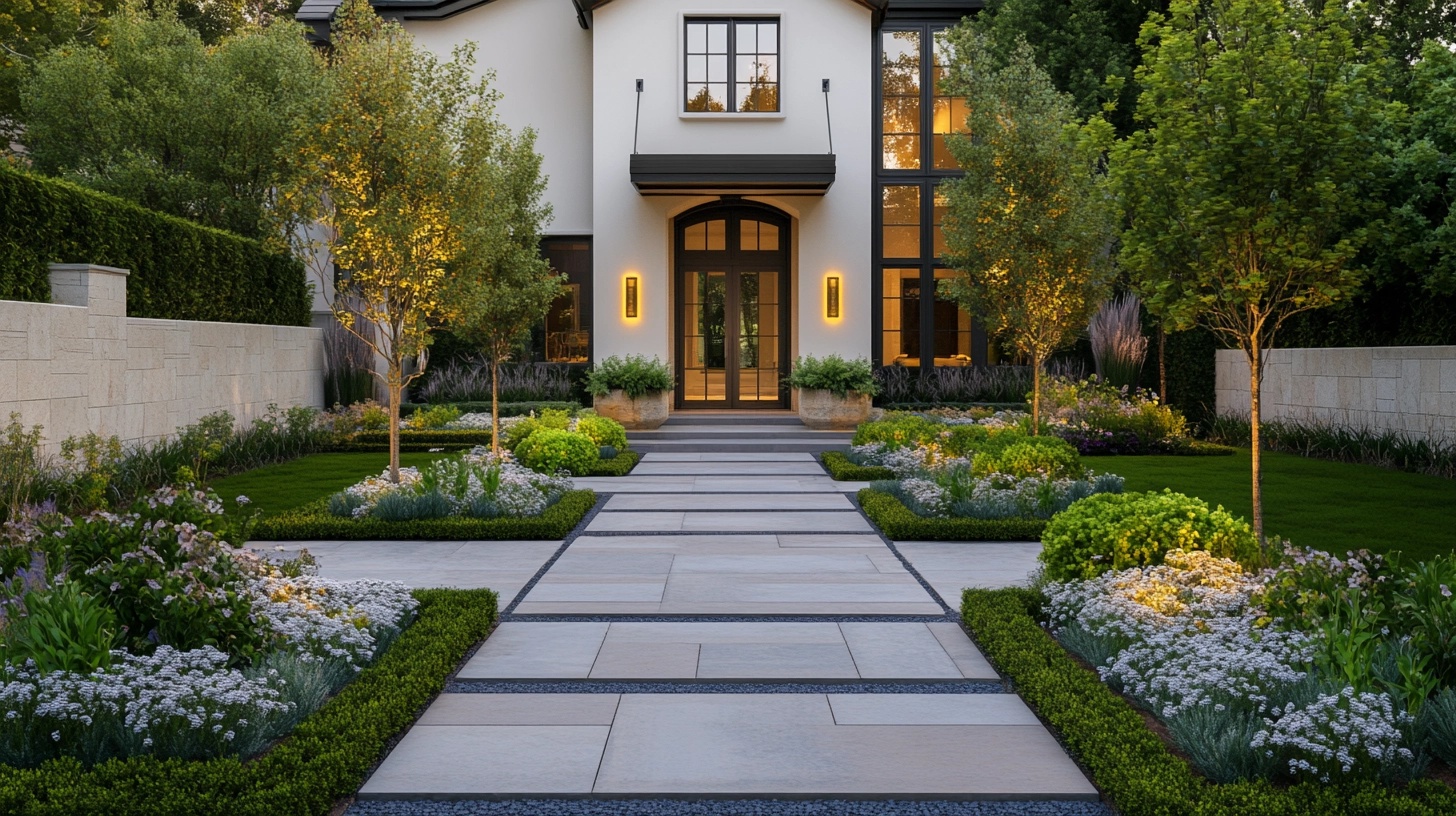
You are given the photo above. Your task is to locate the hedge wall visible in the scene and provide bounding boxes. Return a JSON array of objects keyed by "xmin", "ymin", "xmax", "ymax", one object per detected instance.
[
  {"xmin": 251, "ymin": 489, "xmax": 597, "ymax": 541},
  {"xmin": 0, "ymin": 167, "xmax": 309, "ymax": 326}
]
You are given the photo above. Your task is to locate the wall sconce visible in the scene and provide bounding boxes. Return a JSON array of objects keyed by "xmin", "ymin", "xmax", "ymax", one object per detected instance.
[
  {"xmin": 625, "ymin": 276, "xmax": 639, "ymax": 318},
  {"xmin": 826, "ymin": 275, "xmax": 841, "ymax": 319}
]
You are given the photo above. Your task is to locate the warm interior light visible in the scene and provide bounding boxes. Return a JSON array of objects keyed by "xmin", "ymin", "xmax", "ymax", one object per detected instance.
[
  {"xmin": 826, "ymin": 275, "xmax": 841, "ymax": 319},
  {"xmin": 625, "ymin": 276, "xmax": 638, "ymax": 318}
]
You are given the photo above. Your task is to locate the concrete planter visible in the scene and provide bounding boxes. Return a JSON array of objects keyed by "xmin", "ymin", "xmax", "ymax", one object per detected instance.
[
  {"xmin": 796, "ymin": 388, "xmax": 872, "ymax": 430},
  {"xmin": 593, "ymin": 389, "xmax": 670, "ymax": 430}
]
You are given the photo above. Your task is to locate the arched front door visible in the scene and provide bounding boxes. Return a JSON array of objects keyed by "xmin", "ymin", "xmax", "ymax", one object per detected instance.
[{"xmin": 675, "ymin": 202, "xmax": 791, "ymax": 409}]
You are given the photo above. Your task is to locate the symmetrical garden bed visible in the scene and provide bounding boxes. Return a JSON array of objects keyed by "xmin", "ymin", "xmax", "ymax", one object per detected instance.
[{"xmin": 252, "ymin": 489, "xmax": 596, "ymax": 540}]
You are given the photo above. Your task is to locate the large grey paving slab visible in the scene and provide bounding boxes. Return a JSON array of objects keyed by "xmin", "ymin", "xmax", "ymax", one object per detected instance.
[
  {"xmin": 640, "ymin": 452, "xmax": 817, "ymax": 462},
  {"xmin": 587, "ymin": 510, "xmax": 871, "ymax": 533},
  {"xmin": 522, "ymin": 574, "xmax": 667, "ymax": 603},
  {"xmin": 456, "ymin": 622, "xmax": 607, "ymax": 680},
  {"xmin": 631, "ymin": 462, "xmax": 830, "ymax": 476},
  {"xmin": 668, "ymin": 553, "xmax": 882, "ymax": 573},
  {"xmin": 838, "ymin": 622, "xmax": 964, "ymax": 679},
  {"xmin": 245, "ymin": 540, "xmax": 560, "ymax": 600},
  {"xmin": 604, "ymin": 493, "xmax": 853, "ymax": 511},
  {"xmin": 827, "ymin": 694, "xmax": 1041, "ymax": 725},
  {"xmin": 589, "ymin": 641, "xmax": 701, "ymax": 678},
  {"xmin": 928, "ymin": 621, "xmax": 998, "ymax": 680},
  {"xmin": 573, "ymin": 476, "xmax": 857, "ymax": 493},
  {"xmin": 593, "ymin": 695, "xmax": 1098, "ymax": 798},
  {"xmin": 417, "ymin": 694, "xmax": 620, "ymax": 725},
  {"xmin": 895, "ymin": 541, "xmax": 1043, "ymax": 603},
  {"xmin": 695, "ymin": 642, "xmax": 860, "ymax": 678},
  {"xmin": 359, "ymin": 725, "xmax": 609, "ymax": 797}
]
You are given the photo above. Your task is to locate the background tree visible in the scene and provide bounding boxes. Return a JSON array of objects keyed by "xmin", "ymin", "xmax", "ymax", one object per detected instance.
[
  {"xmin": 443, "ymin": 102, "xmax": 562, "ymax": 453},
  {"xmin": 276, "ymin": 0, "xmax": 478, "ymax": 481},
  {"xmin": 0, "ymin": 0, "xmax": 122, "ymax": 142},
  {"xmin": 1111, "ymin": 0, "xmax": 1388, "ymax": 542},
  {"xmin": 938, "ymin": 25, "xmax": 1117, "ymax": 432},
  {"xmin": 21, "ymin": 7, "xmax": 321, "ymax": 237}
]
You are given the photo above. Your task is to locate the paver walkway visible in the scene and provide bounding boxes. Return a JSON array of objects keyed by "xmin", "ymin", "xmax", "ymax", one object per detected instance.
[{"xmin": 352, "ymin": 447, "xmax": 1100, "ymax": 808}]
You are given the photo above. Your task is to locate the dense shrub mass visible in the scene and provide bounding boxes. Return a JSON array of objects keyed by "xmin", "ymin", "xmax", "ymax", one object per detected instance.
[
  {"xmin": 515, "ymin": 429, "xmax": 600, "ymax": 476},
  {"xmin": 0, "ymin": 168, "xmax": 308, "ymax": 325},
  {"xmin": 584, "ymin": 355, "xmax": 673, "ymax": 398},
  {"xmin": 1038, "ymin": 489, "xmax": 1261, "ymax": 581},
  {"xmin": 785, "ymin": 355, "xmax": 878, "ymax": 397}
]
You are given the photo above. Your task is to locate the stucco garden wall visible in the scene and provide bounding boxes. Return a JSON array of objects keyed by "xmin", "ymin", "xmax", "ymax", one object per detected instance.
[
  {"xmin": 1216, "ymin": 347, "xmax": 1456, "ymax": 440},
  {"xmin": 1, "ymin": 264, "xmax": 324, "ymax": 453}
]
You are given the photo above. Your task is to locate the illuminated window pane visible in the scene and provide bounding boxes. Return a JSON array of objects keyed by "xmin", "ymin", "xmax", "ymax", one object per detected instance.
[
  {"xmin": 933, "ymin": 185, "xmax": 950, "ymax": 259},
  {"xmin": 881, "ymin": 268, "xmax": 921, "ymax": 366},
  {"xmin": 933, "ymin": 268, "xmax": 973, "ymax": 363},
  {"xmin": 881, "ymin": 185, "xmax": 920, "ymax": 259},
  {"xmin": 705, "ymin": 219, "xmax": 726, "ymax": 250},
  {"xmin": 881, "ymin": 30, "xmax": 921, "ymax": 169}
]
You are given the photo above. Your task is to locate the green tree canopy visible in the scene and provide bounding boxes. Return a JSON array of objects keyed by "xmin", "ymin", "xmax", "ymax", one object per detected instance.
[
  {"xmin": 0, "ymin": 0, "xmax": 122, "ymax": 138},
  {"xmin": 1111, "ymin": 0, "xmax": 1391, "ymax": 540},
  {"xmin": 21, "ymin": 7, "xmax": 322, "ymax": 238},
  {"xmin": 937, "ymin": 23, "xmax": 1118, "ymax": 430}
]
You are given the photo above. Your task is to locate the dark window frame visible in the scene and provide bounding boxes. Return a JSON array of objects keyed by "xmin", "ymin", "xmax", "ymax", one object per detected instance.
[
  {"xmin": 683, "ymin": 16, "xmax": 782, "ymax": 114},
  {"xmin": 871, "ymin": 15, "xmax": 988, "ymax": 371},
  {"xmin": 534, "ymin": 236, "xmax": 594, "ymax": 365}
]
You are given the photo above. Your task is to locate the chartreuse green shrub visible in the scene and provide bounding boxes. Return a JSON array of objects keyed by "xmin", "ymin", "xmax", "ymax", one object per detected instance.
[
  {"xmin": 1038, "ymin": 489, "xmax": 1260, "ymax": 581},
  {"xmin": 406, "ymin": 404, "xmax": 460, "ymax": 430},
  {"xmin": 851, "ymin": 414, "xmax": 943, "ymax": 449},
  {"xmin": 0, "ymin": 167, "xmax": 308, "ymax": 324},
  {"xmin": 971, "ymin": 436, "xmax": 1081, "ymax": 480},
  {"xmin": 784, "ymin": 355, "xmax": 879, "ymax": 397},
  {"xmin": 516, "ymin": 429, "xmax": 600, "ymax": 476},
  {"xmin": 961, "ymin": 588, "xmax": 1456, "ymax": 816},
  {"xmin": 0, "ymin": 588, "xmax": 497, "ymax": 816},
  {"xmin": 575, "ymin": 415, "xmax": 628, "ymax": 450}
]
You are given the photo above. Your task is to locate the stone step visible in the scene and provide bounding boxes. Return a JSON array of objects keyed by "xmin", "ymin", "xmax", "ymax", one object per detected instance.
[
  {"xmin": 663, "ymin": 413, "xmax": 805, "ymax": 426},
  {"xmin": 629, "ymin": 439, "xmax": 851, "ymax": 453}
]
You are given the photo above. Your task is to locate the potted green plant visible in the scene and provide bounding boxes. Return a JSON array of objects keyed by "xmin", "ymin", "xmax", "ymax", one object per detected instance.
[
  {"xmin": 584, "ymin": 355, "xmax": 674, "ymax": 429},
  {"xmin": 785, "ymin": 355, "xmax": 879, "ymax": 429}
]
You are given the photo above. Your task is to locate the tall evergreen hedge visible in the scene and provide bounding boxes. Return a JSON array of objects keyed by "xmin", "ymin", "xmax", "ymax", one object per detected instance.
[{"xmin": 0, "ymin": 167, "xmax": 309, "ymax": 326}]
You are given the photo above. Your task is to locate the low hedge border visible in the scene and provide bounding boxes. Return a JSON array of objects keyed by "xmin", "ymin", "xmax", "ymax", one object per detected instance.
[
  {"xmin": 397, "ymin": 401, "xmax": 580, "ymax": 416},
  {"xmin": 0, "ymin": 587, "xmax": 498, "ymax": 815},
  {"xmin": 857, "ymin": 488, "xmax": 1047, "ymax": 541},
  {"xmin": 820, "ymin": 451, "xmax": 895, "ymax": 481},
  {"xmin": 1159, "ymin": 439, "xmax": 1238, "ymax": 456},
  {"xmin": 251, "ymin": 489, "xmax": 596, "ymax": 540},
  {"xmin": 588, "ymin": 451, "xmax": 640, "ymax": 476},
  {"xmin": 961, "ymin": 588, "xmax": 1456, "ymax": 816}
]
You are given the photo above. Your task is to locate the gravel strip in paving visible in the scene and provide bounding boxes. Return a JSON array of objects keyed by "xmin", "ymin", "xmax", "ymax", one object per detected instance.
[
  {"xmin": 499, "ymin": 493, "xmax": 609, "ymax": 615},
  {"xmin": 501, "ymin": 614, "xmax": 960, "ymax": 623},
  {"xmin": 349, "ymin": 799, "xmax": 1113, "ymax": 816},
  {"xmin": 445, "ymin": 681, "xmax": 1007, "ymax": 694}
]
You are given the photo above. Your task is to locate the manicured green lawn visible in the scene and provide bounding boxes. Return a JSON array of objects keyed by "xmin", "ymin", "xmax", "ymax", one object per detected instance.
[
  {"xmin": 208, "ymin": 451, "xmax": 451, "ymax": 516},
  {"xmin": 1099, "ymin": 449, "xmax": 1456, "ymax": 562}
]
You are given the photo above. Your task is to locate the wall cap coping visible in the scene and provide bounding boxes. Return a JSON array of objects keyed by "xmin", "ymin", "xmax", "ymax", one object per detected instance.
[{"xmin": 47, "ymin": 263, "xmax": 130, "ymax": 277}]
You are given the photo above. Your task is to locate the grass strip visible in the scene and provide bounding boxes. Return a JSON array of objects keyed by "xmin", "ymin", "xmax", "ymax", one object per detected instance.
[
  {"xmin": 961, "ymin": 588, "xmax": 1456, "ymax": 816},
  {"xmin": 820, "ymin": 451, "xmax": 895, "ymax": 481},
  {"xmin": 0, "ymin": 588, "xmax": 498, "ymax": 816},
  {"xmin": 858, "ymin": 488, "xmax": 1046, "ymax": 541},
  {"xmin": 251, "ymin": 489, "xmax": 596, "ymax": 541}
]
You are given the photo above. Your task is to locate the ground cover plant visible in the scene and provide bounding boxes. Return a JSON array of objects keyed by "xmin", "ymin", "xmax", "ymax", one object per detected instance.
[
  {"xmin": 1206, "ymin": 414, "xmax": 1456, "ymax": 479},
  {"xmin": 0, "ymin": 485, "xmax": 420, "ymax": 772},
  {"xmin": 0, "ymin": 587, "xmax": 497, "ymax": 815},
  {"xmin": 252, "ymin": 489, "xmax": 595, "ymax": 541},
  {"xmin": 1101, "ymin": 449, "xmax": 1456, "ymax": 562}
]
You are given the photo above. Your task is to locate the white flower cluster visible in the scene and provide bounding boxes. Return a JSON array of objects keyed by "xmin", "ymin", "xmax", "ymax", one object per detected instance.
[
  {"xmin": 342, "ymin": 468, "xmax": 424, "ymax": 517},
  {"xmin": 335, "ymin": 447, "xmax": 570, "ymax": 520},
  {"xmin": 250, "ymin": 574, "xmax": 417, "ymax": 667},
  {"xmin": 1251, "ymin": 688, "xmax": 1415, "ymax": 783},
  {"xmin": 441, "ymin": 413, "xmax": 527, "ymax": 431},
  {"xmin": 850, "ymin": 443, "xmax": 972, "ymax": 477}
]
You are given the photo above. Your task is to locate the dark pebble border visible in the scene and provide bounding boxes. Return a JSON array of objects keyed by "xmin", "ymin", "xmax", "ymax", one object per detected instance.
[{"xmin": 348, "ymin": 799, "xmax": 1114, "ymax": 816}]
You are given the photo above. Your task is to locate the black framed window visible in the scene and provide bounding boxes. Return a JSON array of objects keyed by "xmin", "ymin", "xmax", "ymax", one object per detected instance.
[
  {"xmin": 873, "ymin": 18, "xmax": 984, "ymax": 369},
  {"xmin": 685, "ymin": 18, "xmax": 780, "ymax": 113},
  {"xmin": 538, "ymin": 238, "xmax": 592, "ymax": 364}
]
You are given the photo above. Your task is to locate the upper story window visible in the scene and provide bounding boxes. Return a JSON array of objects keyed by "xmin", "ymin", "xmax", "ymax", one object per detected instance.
[
  {"xmin": 684, "ymin": 18, "xmax": 780, "ymax": 113},
  {"xmin": 881, "ymin": 29, "xmax": 968, "ymax": 170}
]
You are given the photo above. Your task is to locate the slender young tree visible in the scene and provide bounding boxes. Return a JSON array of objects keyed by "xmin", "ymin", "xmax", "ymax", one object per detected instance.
[
  {"xmin": 937, "ymin": 25, "xmax": 1117, "ymax": 432},
  {"xmin": 276, "ymin": 0, "xmax": 480, "ymax": 481},
  {"xmin": 443, "ymin": 104, "xmax": 563, "ymax": 453},
  {"xmin": 1112, "ymin": 0, "xmax": 1388, "ymax": 542}
]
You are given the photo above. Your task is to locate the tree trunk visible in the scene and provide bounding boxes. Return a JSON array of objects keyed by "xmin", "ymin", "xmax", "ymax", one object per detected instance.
[
  {"xmin": 491, "ymin": 355, "xmax": 501, "ymax": 455},
  {"xmin": 1248, "ymin": 338, "xmax": 1264, "ymax": 546},
  {"xmin": 1157, "ymin": 321, "xmax": 1167, "ymax": 401},
  {"xmin": 1031, "ymin": 355, "xmax": 1042, "ymax": 436},
  {"xmin": 387, "ymin": 372, "xmax": 403, "ymax": 484}
]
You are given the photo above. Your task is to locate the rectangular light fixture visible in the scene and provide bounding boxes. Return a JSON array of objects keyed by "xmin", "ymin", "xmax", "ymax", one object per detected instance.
[
  {"xmin": 625, "ymin": 276, "xmax": 639, "ymax": 318},
  {"xmin": 826, "ymin": 275, "xmax": 840, "ymax": 319}
]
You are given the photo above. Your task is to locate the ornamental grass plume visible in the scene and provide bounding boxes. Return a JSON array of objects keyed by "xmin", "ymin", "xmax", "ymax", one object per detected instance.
[{"xmin": 1089, "ymin": 294, "xmax": 1148, "ymax": 390}]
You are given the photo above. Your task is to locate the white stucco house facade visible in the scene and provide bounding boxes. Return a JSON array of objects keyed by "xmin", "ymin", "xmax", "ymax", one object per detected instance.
[{"xmin": 298, "ymin": 0, "xmax": 986, "ymax": 410}]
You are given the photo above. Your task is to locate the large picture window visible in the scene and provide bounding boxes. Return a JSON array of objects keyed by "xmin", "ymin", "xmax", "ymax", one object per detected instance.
[
  {"xmin": 873, "ymin": 18, "xmax": 982, "ymax": 369},
  {"xmin": 684, "ymin": 18, "xmax": 780, "ymax": 113}
]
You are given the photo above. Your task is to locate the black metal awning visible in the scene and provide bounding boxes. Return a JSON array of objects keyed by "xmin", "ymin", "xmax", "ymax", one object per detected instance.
[{"xmin": 629, "ymin": 154, "xmax": 836, "ymax": 196}]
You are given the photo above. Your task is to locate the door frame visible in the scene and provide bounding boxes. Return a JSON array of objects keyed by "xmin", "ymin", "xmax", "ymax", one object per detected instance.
[{"xmin": 673, "ymin": 200, "xmax": 792, "ymax": 409}]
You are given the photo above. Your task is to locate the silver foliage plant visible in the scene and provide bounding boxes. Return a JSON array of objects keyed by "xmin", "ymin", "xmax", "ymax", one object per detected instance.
[{"xmin": 1088, "ymin": 293, "xmax": 1148, "ymax": 390}]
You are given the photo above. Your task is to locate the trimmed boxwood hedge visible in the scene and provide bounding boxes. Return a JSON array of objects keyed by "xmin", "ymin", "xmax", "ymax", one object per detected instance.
[
  {"xmin": 0, "ymin": 587, "xmax": 497, "ymax": 815},
  {"xmin": 398, "ymin": 401, "xmax": 580, "ymax": 416},
  {"xmin": 858, "ymin": 488, "xmax": 1046, "ymax": 541},
  {"xmin": 0, "ymin": 167, "xmax": 308, "ymax": 326},
  {"xmin": 251, "ymin": 489, "xmax": 597, "ymax": 540},
  {"xmin": 961, "ymin": 588, "xmax": 1456, "ymax": 816},
  {"xmin": 820, "ymin": 451, "xmax": 895, "ymax": 481},
  {"xmin": 588, "ymin": 450, "xmax": 640, "ymax": 476}
]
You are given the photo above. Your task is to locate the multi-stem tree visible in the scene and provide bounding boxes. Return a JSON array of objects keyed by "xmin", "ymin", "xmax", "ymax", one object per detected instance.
[
  {"xmin": 277, "ymin": 0, "xmax": 484, "ymax": 481},
  {"xmin": 1112, "ymin": 0, "xmax": 1387, "ymax": 542},
  {"xmin": 937, "ymin": 25, "xmax": 1117, "ymax": 432},
  {"xmin": 443, "ymin": 100, "xmax": 562, "ymax": 453}
]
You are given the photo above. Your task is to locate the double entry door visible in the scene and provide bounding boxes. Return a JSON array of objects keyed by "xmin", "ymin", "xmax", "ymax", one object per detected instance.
[{"xmin": 676, "ymin": 206, "xmax": 790, "ymax": 408}]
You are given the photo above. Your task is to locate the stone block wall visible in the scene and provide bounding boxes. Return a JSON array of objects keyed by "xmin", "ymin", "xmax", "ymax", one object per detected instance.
[
  {"xmin": 0, "ymin": 264, "xmax": 324, "ymax": 453},
  {"xmin": 1215, "ymin": 347, "xmax": 1456, "ymax": 440}
]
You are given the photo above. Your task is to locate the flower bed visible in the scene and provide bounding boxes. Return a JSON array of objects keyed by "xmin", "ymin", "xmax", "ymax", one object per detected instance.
[
  {"xmin": 252, "ymin": 489, "xmax": 596, "ymax": 541},
  {"xmin": 858, "ymin": 488, "xmax": 1047, "ymax": 541},
  {"xmin": 962, "ymin": 587, "xmax": 1456, "ymax": 815},
  {"xmin": 0, "ymin": 586, "xmax": 497, "ymax": 814},
  {"xmin": 0, "ymin": 487, "xmax": 436, "ymax": 775}
]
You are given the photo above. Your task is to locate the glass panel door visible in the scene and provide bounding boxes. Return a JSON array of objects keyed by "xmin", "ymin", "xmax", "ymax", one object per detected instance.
[
  {"xmin": 682, "ymin": 270, "xmax": 727, "ymax": 402},
  {"xmin": 735, "ymin": 270, "xmax": 780, "ymax": 403}
]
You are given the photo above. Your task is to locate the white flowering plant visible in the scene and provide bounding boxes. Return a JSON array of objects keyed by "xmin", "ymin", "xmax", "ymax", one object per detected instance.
[{"xmin": 326, "ymin": 447, "xmax": 570, "ymax": 522}]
